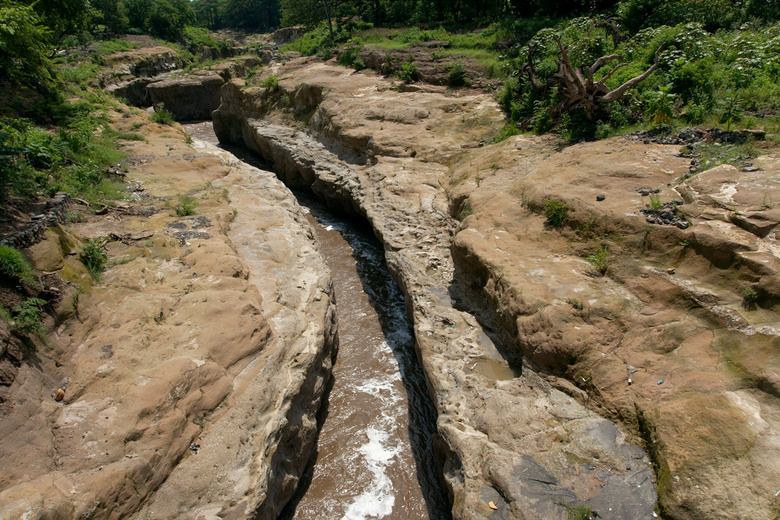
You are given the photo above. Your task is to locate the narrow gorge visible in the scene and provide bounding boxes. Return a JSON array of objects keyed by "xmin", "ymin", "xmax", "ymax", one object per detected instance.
[{"xmin": 1, "ymin": 41, "xmax": 779, "ymax": 520}]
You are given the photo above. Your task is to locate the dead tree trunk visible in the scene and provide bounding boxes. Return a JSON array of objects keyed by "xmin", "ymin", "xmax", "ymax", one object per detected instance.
[{"xmin": 523, "ymin": 36, "xmax": 664, "ymax": 126}]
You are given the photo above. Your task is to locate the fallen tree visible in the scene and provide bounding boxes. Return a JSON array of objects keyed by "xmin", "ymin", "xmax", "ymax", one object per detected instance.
[{"xmin": 522, "ymin": 35, "xmax": 664, "ymax": 127}]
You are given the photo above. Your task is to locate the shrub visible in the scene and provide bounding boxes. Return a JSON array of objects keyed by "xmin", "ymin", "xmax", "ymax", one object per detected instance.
[
  {"xmin": 12, "ymin": 297, "xmax": 47, "ymax": 336},
  {"xmin": 447, "ymin": 63, "xmax": 466, "ymax": 87},
  {"xmin": 0, "ymin": 245, "xmax": 36, "ymax": 285},
  {"xmin": 261, "ymin": 74, "xmax": 279, "ymax": 92},
  {"xmin": 544, "ymin": 200, "xmax": 569, "ymax": 227},
  {"xmin": 151, "ymin": 104, "xmax": 174, "ymax": 125},
  {"xmin": 79, "ymin": 238, "xmax": 107, "ymax": 280},
  {"xmin": 741, "ymin": 287, "xmax": 759, "ymax": 310},
  {"xmin": 175, "ymin": 195, "xmax": 198, "ymax": 216},
  {"xmin": 396, "ymin": 63, "xmax": 419, "ymax": 83},
  {"xmin": 645, "ymin": 86, "xmax": 676, "ymax": 130},
  {"xmin": 352, "ymin": 58, "xmax": 366, "ymax": 71},
  {"xmin": 338, "ymin": 45, "xmax": 362, "ymax": 68},
  {"xmin": 586, "ymin": 246, "xmax": 609, "ymax": 275}
]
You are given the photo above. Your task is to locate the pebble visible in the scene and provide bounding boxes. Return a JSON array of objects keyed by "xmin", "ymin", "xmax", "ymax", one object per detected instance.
[{"xmin": 596, "ymin": 194, "xmax": 606, "ymax": 201}]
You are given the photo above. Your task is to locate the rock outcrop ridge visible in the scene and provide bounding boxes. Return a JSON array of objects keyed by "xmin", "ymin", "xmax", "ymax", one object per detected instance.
[
  {"xmin": 0, "ymin": 118, "xmax": 337, "ymax": 519},
  {"xmin": 213, "ymin": 62, "xmax": 661, "ymax": 520}
]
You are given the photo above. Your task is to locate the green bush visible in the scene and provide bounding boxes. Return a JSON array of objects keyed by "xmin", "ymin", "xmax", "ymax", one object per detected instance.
[
  {"xmin": 79, "ymin": 238, "xmax": 107, "ymax": 280},
  {"xmin": 544, "ymin": 200, "xmax": 569, "ymax": 227},
  {"xmin": 586, "ymin": 245, "xmax": 609, "ymax": 275},
  {"xmin": 352, "ymin": 58, "xmax": 366, "ymax": 71},
  {"xmin": 446, "ymin": 62, "xmax": 466, "ymax": 87},
  {"xmin": 645, "ymin": 86, "xmax": 676, "ymax": 130},
  {"xmin": 12, "ymin": 297, "xmax": 46, "ymax": 336},
  {"xmin": 151, "ymin": 104, "xmax": 174, "ymax": 125},
  {"xmin": 338, "ymin": 44, "xmax": 362, "ymax": 68},
  {"xmin": 396, "ymin": 63, "xmax": 419, "ymax": 83},
  {"xmin": 175, "ymin": 195, "xmax": 198, "ymax": 216},
  {"xmin": 0, "ymin": 245, "xmax": 36, "ymax": 285},
  {"xmin": 261, "ymin": 74, "xmax": 279, "ymax": 91}
]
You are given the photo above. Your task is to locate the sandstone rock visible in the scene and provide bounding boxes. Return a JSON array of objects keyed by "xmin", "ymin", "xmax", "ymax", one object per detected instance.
[
  {"xmin": 0, "ymin": 116, "xmax": 336, "ymax": 520},
  {"xmin": 212, "ymin": 58, "xmax": 780, "ymax": 520},
  {"xmin": 213, "ymin": 62, "xmax": 658, "ymax": 519},
  {"xmin": 147, "ymin": 72, "xmax": 226, "ymax": 121}
]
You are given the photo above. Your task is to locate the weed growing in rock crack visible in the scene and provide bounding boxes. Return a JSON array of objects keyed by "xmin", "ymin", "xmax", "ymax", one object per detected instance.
[
  {"xmin": 566, "ymin": 298, "xmax": 584, "ymax": 311},
  {"xmin": 565, "ymin": 503, "xmax": 595, "ymax": 520},
  {"xmin": 12, "ymin": 297, "xmax": 47, "ymax": 336},
  {"xmin": 586, "ymin": 245, "xmax": 609, "ymax": 276},
  {"xmin": 741, "ymin": 287, "xmax": 758, "ymax": 310},
  {"xmin": 79, "ymin": 238, "xmax": 107, "ymax": 280},
  {"xmin": 151, "ymin": 104, "xmax": 174, "ymax": 125},
  {"xmin": 0, "ymin": 245, "xmax": 36, "ymax": 286},
  {"xmin": 544, "ymin": 200, "xmax": 569, "ymax": 228},
  {"xmin": 648, "ymin": 194, "xmax": 663, "ymax": 212},
  {"xmin": 175, "ymin": 195, "xmax": 198, "ymax": 217}
]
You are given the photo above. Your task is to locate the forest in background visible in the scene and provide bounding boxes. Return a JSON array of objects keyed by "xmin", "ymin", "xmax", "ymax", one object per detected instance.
[{"xmin": 2, "ymin": 0, "xmax": 780, "ymax": 207}]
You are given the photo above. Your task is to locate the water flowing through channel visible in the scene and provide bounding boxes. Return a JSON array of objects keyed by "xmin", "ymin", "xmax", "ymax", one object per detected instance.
[{"xmin": 184, "ymin": 123, "xmax": 452, "ymax": 520}]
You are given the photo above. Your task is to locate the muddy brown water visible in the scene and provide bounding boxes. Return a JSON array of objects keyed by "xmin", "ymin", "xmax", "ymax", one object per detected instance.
[{"xmin": 185, "ymin": 123, "xmax": 451, "ymax": 520}]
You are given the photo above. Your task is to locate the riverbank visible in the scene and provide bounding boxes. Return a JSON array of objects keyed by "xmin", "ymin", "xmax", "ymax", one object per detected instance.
[{"xmin": 0, "ymin": 109, "xmax": 337, "ymax": 519}]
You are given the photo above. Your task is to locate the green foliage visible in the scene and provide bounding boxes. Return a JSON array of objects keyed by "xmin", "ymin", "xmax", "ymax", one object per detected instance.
[
  {"xmin": 261, "ymin": 74, "xmax": 280, "ymax": 91},
  {"xmin": 0, "ymin": 245, "xmax": 35, "ymax": 285},
  {"xmin": 79, "ymin": 238, "xmax": 107, "ymax": 280},
  {"xmin": 648, "ymin": 194, "xmax": 663, "ymax": 211},
  {"xmin": 645, "ymin": 86, "xmax": 676, "ymax": 130},
  {"xmin": 0, "ymin": 114, "xmax": 129, "ymax": 203},
  {"xmin": 741, "ymin": 287, "xmax": 759, "ymax": 310},
  {"xmin": 719, "ymin": 91, "xmax": 743, "ymax": 131},
  {"xmin": 338, "ymin": 43, "xmax": 363, "ymax": 68},
  {"xmin": 490, "ymin": 123, "xmax": 520, "ymax": 143},
  {"xmin": 586, "ymin": 245, "xmax": 609, "ymax": 275},
  {"xmin": 396, "ymin": 62, "xmax": 419, "ymax": 83},
  {"xmin": 352, "ymin": 57, "xmax": 366, "ymax": 71},
  {"xmin": 175, "ymin": 195, "xmax": 198, "ymax": 216},
  {"xmin": 0, "ymin": 1, "xmax": 53, "ymax": 86},
  {"xmin": 11, "ymin": 297, "xmax": 47, "ymax": 335},
  {"xmin": 563, "ymin": 503, "xmax": 594, "ymax": 520},
  {"xmin": 151, "ymin": 104, "xmax": 174, "ymax": 125},
  {"xmin": 544, "ymin": 200, "xmax": 569, "ymax": 227},
  {"xmin": 566, "ymin": 298, "xmax": 584, "ymax": 311},
  {"xmin": 446, "ymin": 62, "xmax": 466, "ymax": 87}
]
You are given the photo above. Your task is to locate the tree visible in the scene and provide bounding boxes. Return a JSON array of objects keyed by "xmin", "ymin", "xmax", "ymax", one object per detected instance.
[
  {"xmin": 523, "ymin": 35, "xmax": 663, "ymax": 124},
  {"xmin": 0, "ymin": 0, "xmax": 52, "ymax": 85},
  {"xmin": 32, "ymin": 0, "xmax": 96, "ymax": 48}
]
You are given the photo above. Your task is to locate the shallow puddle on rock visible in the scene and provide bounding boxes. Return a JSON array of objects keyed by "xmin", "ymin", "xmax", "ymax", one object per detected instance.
[{"xmin": 472, "ymin": 359, "xmax": 522, "ymax": 381}]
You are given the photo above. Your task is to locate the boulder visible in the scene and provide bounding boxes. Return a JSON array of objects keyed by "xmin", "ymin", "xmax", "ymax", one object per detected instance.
[{"xmin": 147, "ymin": 72, "xmax": 226, "ymax": 121}]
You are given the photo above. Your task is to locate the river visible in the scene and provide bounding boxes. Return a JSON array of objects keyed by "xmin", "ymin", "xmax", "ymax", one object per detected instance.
[{"xmin": 185, "ymin": 123, "xmax": 451, "ymax": 520}]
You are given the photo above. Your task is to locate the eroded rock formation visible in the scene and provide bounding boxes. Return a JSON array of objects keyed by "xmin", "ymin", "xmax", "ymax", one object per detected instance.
[{"xmin": 0, "ymin": 118, "xmax": 337, "ymax": 519}]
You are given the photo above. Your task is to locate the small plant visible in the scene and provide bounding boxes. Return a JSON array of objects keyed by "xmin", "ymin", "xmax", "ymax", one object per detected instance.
[
  {"xmin": 151, "ymin": 104, "xmax": 174, "ymax": 125},
  {"xmin": 12, "ymin": 297, "xmax": 47, "ymax": 336},
  {"xmin": 741, "ymin": 287, "xmax": 758, "ymax": 310},
  {"xmin": 762, "ymin": 191, "xmax": 773, "ymax": 210},
  {"xmin": 352, "ymin": 58, "xmax": 366, "ymax": 71},
  {"xmin": 719, "ymin": 91, "xmax": 742, "ymax": 132},
  {"xmin": 648, "ymin": 194, "xmax": 663, "ymax": 211},
  {"xmin": 0, "ymin": 245, "xmax": 36, "ymax": 285},
  {"xmin": 396, "ymin": 63, "xmax": 419, "ymax": 83},
  {"xmin": 175, "ymin": 195, "xmax": 198, "ymax": 216},
  {"xmin": 261, "ymin": 74, "xmax": 279, "ymax": 92},
  {"xmin": 564, "ymin": 503, "xmax": 594, "ymax": 520},
  {"xmin": 586, "ymin": 245, "xmax": 609, "ymax": 276},
  {"xmin": 544, "ymin": 200, "xmax": 569, "ymax": 228},
  {"xmin": 646, "ymin": 85, "xmax": 676, "ymax": 130},
  {"xmin": 79, "ymin": 238, "xmax": 107, "ymax": 280},
  {"xmin": 566, "ymin": 298, "xmax": 584, "ymax": 311}
]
